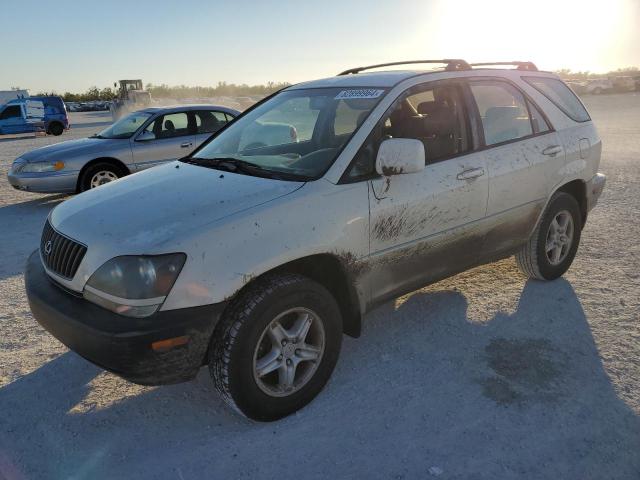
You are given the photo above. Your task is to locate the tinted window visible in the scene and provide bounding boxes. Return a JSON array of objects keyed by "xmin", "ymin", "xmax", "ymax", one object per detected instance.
[
  {"xmin": 345, "ymin": 82, "xmax": 470, "ymax": 180},
  {"xmin": 0, "ymin": 105, "xmax": 22, "ymax": 120},
  {"xmin": 524, "ymin": 76, "xmax": 590, "ymax": 122},
  {"xmin": 470, "ymin": 81, "xmax": 533, "ymax": 146},
  {"xmin": 144, "ymin": 112, "xmax": 190, "ymax": 139},
  {"xmin": 195, "ymin": 110, "xmax": 228, "ymax": 134}
]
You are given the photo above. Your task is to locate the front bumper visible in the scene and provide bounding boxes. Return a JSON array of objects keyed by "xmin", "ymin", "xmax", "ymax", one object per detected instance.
[
  {"xmin": 25, "ymin": 251, "xmax": 226, "ymax": 385},
  {"xmin": 8, "ymin": 170, "xmax": 78, "ymax": 193},
  {"xmin": 586, "ymin": 172, "xmax": 606, "ymax": 212}
]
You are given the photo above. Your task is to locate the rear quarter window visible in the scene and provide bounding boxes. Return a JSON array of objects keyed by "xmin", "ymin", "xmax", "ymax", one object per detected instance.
[{"xmin": 523, "ymin": 76, "xmax": 590, "ymax": 123}]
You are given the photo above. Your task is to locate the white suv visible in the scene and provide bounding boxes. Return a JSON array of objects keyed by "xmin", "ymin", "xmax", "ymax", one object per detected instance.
[{"xmin": 25, "ymin": 60, "xmax": 606, "ymax": 421}]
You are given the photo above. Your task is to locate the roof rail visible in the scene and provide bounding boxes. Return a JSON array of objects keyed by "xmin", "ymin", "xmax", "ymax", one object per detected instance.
[
  {"xmin": 470, "ymin": 61, "xmax": 538, "ymax": 71},
  {"xmin": 338, "ymin": 59, "xmax": 471, "ymax": 76}
]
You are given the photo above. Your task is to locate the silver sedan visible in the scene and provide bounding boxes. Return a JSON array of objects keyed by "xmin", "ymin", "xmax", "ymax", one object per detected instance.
[{"xmin": 7, "ymin": 104, "xmax": 239, "ymax": 193}]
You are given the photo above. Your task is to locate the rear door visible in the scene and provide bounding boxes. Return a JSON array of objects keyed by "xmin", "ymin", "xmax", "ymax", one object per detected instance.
[
  {"xmin": 358, "ymin": 80, "xmax": 489, "ymax": 303},
  {"xmin": 466, "ymin": 78, "xmax": 564, "ymax": 261},
  {"xmin": 193, "ymin": 110, "xmax": 233, "ymax": 147},
  {"xmin": 130, "ymin": 111, "xmax": 196, "ymax": 170}
]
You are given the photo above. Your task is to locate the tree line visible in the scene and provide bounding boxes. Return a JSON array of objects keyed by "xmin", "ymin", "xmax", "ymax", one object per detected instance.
[
  {"xmin": 32, "ymin": 68, "xmax": 639, "ymax": 102},
  {"xmin": 35, "ymin": 81, "xmax": 290, "ymax": 102}
]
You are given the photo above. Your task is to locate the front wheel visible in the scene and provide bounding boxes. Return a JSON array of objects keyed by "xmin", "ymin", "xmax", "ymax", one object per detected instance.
[
  {"xmin": 79, "ymin": 162, "xmax": 124, "ymax": 192},
  {"xmin": 515, "ymin": 192, "xmax": 582, "ymax": 280},
  {"xmin": 209, "ymin": 273, "xmax": 343, "ymax": 421}
]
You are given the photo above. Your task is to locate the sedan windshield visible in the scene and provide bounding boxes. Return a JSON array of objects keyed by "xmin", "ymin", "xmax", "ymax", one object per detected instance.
[
  {"xmin": 94, "ymin": 111, "xmax": 153, "ymax": 139},
  {"xmin": 188, "ymin": 87, "xmax": 387, "ymax": 180}
]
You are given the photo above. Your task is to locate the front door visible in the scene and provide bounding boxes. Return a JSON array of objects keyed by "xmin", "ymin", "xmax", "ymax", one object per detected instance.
[
  {"xmin": 363, "ymin": 80, "xmax": 489, "ymax": 304},
  {"xmin": 131, "ymin": 111, "xmax": 196, "ymax": 171},
  {"xmin": 0, "ymin": 105, "xmax": 27, "ymax": 134}
]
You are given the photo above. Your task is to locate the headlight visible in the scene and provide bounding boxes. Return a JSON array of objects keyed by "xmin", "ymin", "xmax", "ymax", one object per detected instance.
[
  {"xmin": 10, "ymin": 157, "xmax": 26, "ymax": 173},
  {"xmin": 18, "ymin": 160, "xmax": 66, "ymax": 173},
  {"xmin": 84, "ymin": 253, "xmax": 186, "ymax": 318}
]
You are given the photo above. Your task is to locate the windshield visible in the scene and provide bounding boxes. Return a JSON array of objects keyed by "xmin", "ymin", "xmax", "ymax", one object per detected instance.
[
  {"xmin": 95, "ymin": 111, "xmax": 153, "ymax": 139},
  {"xmin": 189, "ymin": 87, "xmax": 386, "ymax": 180}
]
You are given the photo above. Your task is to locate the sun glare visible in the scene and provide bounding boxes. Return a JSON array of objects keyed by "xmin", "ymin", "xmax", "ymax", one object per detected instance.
[{"xmin": 428, "ymin": 0, "xmax": 632, "ymax": 72}]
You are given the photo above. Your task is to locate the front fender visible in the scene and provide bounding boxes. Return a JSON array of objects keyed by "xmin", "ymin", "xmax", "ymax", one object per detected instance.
[{"xmin": 161, "ymin": 180, "xmax": 371, "ymax": 312}]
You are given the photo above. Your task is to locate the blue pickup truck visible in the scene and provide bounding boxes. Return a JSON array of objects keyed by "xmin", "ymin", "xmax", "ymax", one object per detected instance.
[{"xmin": 0, "ymin": 96, "xmax": 70, "ymax": 136}]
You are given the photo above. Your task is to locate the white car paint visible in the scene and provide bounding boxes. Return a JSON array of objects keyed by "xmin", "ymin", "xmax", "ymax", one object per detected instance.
[{"xmin": 42, "ymin": 66, "xmax": 604, "ymax": 319}]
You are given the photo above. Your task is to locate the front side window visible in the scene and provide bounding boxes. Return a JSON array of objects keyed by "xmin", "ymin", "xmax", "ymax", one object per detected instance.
[
  {"xmin": 470, "ymin": 81, "xmax": 533, "ymax": 146},
  {"xmin": 190, "ymin": 87, "xmax": 385, "ymax": 180},
  {"xmin": 345, "ymin": 82, "xmax": 470, "ymax": 180},
  {"xmin": 0, "ymin": 105, "xmax": 22, "ymax": 120},
  {"xmin": 523, "ymin": 76, "xmax": 590, "ymax": 123},
  {"xmin": 143, "ymin": 112, "xmax": 191, "ymax": 139},
  {"xmin": 94, "ymin": 111, "xmax": 152, "ymax": 139}
]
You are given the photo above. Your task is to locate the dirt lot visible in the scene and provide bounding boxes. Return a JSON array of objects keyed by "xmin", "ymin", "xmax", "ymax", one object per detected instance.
[{"xmin": 0, "ymin": 99, "xmax": 639, "ymax": 479}]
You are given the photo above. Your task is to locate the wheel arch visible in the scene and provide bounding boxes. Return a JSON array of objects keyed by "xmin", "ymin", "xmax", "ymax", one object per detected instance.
[
  {"xmin": 76, "ymin": 157, "xmax": 131, "ymax": 192},
  {"xmin": 224, "ymin": 253, "xmax": 363, "ymax": 338},
  {"xmin": 46, "ymin": 120, "xmax": 64, "ymax": 133},
  {"xmin": 555, "ymin": 179, "xmax": 587, "ymax": 227}
]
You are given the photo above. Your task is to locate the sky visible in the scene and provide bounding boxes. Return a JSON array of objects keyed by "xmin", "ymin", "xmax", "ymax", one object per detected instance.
[{"xmin": 2, "ymin": 0, "xmax": 639, "ymax": 93}]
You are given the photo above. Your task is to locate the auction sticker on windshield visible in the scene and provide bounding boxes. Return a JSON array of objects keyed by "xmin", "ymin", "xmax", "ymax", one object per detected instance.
[{"xmin": 335, "ymin": 89, "xmax": 385, "ymax": 100}]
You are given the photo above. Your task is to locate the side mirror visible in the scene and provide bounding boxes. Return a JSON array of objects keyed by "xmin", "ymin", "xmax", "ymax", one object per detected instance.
[
  {"xmin": 136, "ymin": 130, "xmax": 155, "ymax": 142},
  {"xmin": 375, "ymin": 138, "xmax": 425, "ymax": 176}
]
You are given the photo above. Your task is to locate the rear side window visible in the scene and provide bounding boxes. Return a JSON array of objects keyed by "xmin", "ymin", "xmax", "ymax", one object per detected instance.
[
  {"xmin": 470, "ymin": 80, "xmax": 533, "ymax": 146},
  {"xmin": 523, "ymin": 76, "xmax": 590, "ymax": 122},
  {"xmin": 527, "ymin": 100, "xmax": 551, "ymax": 134},
  {"xmin": 195, "ymin": 110, "xmax": 228, "ymax": 134}
]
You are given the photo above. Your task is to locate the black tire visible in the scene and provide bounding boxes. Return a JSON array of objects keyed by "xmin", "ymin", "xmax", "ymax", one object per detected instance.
[
  {"xmin": 48, "ymin": 122, "xmax": 64, "ymax": 136},
  {"xmin": 209, "ymin": 273, "xmax": 343, "ymax": 421},
  {"xmin": 78, "ymin": 162, "xmax": 124, "ymax": 192},
  {"xmin": 515, "ymin": 192, "xmax": 582, "ymax": 280}
]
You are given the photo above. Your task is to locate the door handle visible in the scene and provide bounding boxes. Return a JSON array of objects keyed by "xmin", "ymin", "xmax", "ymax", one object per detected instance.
[
  {"xmin": 542, "ymin": 145, "xmax": 563, "ymax": 156},
  {"xmin": 456, "ymin": 167, "xmax": 485, "ymax": 181},
  {"xmin": 180, "ymin": 142, "xmax": 193, "ymax": 148}
]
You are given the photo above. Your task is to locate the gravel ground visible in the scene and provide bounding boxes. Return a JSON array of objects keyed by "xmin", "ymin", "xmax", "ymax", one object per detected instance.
[{"xmin": 0, "ymin": 99, "xmax": 639, "ymax": 479}]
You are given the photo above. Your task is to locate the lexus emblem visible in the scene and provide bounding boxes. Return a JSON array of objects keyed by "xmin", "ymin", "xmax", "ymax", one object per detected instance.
[{"xmin": 44, "ymin": 240, "xmax": 52, "ymax": 255}]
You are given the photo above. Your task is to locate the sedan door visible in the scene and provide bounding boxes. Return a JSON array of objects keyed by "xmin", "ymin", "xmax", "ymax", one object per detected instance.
[
  {"xmin": 130, "ymin": 111, "xmax": 196, "ymax": 171},
  {"xmin": 363, "ymin": 80, "xmax": 489, "ymax": 304}
]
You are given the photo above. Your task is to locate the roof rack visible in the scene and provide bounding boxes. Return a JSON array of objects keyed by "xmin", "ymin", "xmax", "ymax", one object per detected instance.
[
  {"xmin": 470, "ymin": 61, "xmax": 538, "ymax": 71},
  {"xmin": 338, "ymin": 59, "xmax": 471, "ymax": 75}
]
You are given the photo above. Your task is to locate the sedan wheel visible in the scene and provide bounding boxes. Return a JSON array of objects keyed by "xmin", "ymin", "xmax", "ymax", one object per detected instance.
[{"xmin": 90, "ymin": 170, "xmax": 119, "ymax": 188}]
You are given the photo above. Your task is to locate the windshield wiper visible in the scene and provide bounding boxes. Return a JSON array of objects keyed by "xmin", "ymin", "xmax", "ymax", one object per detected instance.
[
  {"xmin": 90, "ymin": 134, "xmax": 105, "ymax": 139},
  {"xmin": 182, "ymin": 157, "xmax": 305, "ymax": 181}
]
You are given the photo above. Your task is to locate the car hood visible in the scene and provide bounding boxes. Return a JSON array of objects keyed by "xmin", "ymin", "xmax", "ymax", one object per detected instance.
[
  {"xmin": 20, "ymin": 137, "xmax": 124, "ymax": 161},
  {"xmin": 50, "ymin": 161, "xmax": 304, "ymax": 252}
]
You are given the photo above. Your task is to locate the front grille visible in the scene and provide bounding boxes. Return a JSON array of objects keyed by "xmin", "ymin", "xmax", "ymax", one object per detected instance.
[{"xmin": 40, "ymin": 220, "xmax": 87, "ymax": 279}]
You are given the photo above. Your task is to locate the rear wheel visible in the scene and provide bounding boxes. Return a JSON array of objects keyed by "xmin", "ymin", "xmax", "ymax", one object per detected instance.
[
  {"xmin": 515, "ymin": 192, "xmax": 582, "ymax": 280},
  {"xmin": 209, "ymin": 273, "xmax": 342, "ymax": 421},
  {"xmin": 79, "ymin": 162, "xmax": 125, "ymax": 192},
  {"xmin": 48, "ymin": 122, "xmax": 64, "ymax": 136}
]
